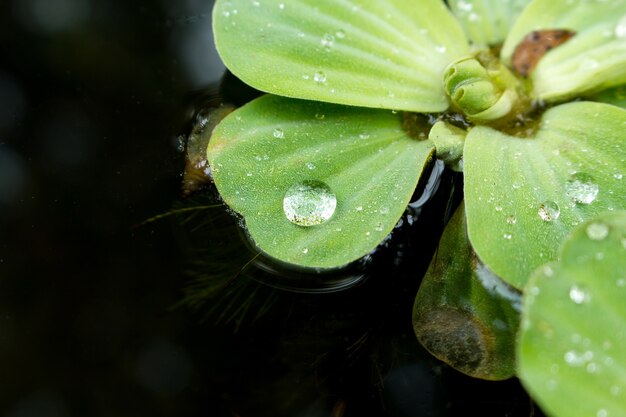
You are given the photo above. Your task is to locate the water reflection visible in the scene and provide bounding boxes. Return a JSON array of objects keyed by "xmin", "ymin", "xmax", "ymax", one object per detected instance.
[
  {"xmin": 165, "ymin": 0, "xmax": 225, "ymax": 88},
  {"xmin": 13, "ymin": 0, "xmax": 91, "ymax": 33},
  {"xmin": 0, "ymin": 71, "xmax": 26, "ymax": 132},
  {"xmin": 0, "ymin": 147, "xmax": 27, "ymax": 208}
]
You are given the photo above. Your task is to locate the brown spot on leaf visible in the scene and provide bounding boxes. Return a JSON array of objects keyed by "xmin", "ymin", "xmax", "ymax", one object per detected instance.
[
  {"xmin": 511, "ymin": 29, "xmax": 575, "ymax": 77},
  {"xmin": 413, "ymin": 308, "xmax": 490, "ymax": 376}
]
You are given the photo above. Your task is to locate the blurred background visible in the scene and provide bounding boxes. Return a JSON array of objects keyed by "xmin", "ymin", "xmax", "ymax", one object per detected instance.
[{"xmin": 0, "ymin": 0, "xmax": 537, "ymax": 416}]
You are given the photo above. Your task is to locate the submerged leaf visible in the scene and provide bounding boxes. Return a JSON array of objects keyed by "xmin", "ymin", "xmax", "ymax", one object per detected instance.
[
  {"xmin": 518, "ymin": 211, "xmax": 626, "ymax": 417},
  {"xmin": 464, "ymin": 101, "xmax": 626, "ymax": 288},
  {"xmin": 449, "ymin": 0, "xmax": 530, "ymax": 47},
  {"xmin": 207, "ymin": 95, "xmax": 434, "ymax": 269},
  {"xmin": 501, "ymin": 0, "xmax": 626, "ymax": 101},
  {"xmin": 413, "ymin": 203, "xmax": 521, "ymax": 380},
  {"xmin": 213, "ymin": 0, "xmax": 469, "ymax": 112}
]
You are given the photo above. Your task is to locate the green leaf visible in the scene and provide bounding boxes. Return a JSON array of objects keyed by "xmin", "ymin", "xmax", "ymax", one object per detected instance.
[
  {"xmin": 207, "ymin": 95, "xmax": 434, "ymax": 269},
  {"xmin": 449, "ymin": 0, "xmax": 530, "ymax": 47},
  {"xmin": 501, "ymin": 0, "xmax": 626, "ymax": 101},
  {"xmin": 589, "ymin": 85, "xmax": 626, "ymax": 110},
  {"xmin": 463, "ymin": 101, "xmax": 626, "ymax": 289},
  {"xmin": 413, "ymin": 202, "xmax": 521, "ymax": 380},
  {"xmin": 429, "ymin": 120, "xmax": 466, "ymax": 171},
  {"xmin": 518, "ymin": 211, "xmax": 626, "ymax": 417},
  {"xmin": 213, "ymin": 0, "xmax": 469, "ymax": 112}
]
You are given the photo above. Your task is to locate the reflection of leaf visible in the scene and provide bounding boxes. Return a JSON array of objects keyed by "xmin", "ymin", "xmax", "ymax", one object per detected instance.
[
  {"xmin": 464, "ymin": 101, "xmax": 626, "ymax": 288},
  {"xmin": 501, "ymin": 0, "xmax": 626, "ymax": 101},
  {"xmin": 518, "ymin": 211, "xmax": 626, "ymax": 417},
  {"xmin": 208, "ymin": 95, "xmax": 434, "ymax": 269},
  {"xmin": 213, "ymin": 0, "xmax": 468, "ymax": 112},
  {"xmin": 413, "ymin": 202, "xmax": 520, "ymax": 380},
  {"xmin": 449, "ymin": 0, "xmax": 530, "ymax": 47}
]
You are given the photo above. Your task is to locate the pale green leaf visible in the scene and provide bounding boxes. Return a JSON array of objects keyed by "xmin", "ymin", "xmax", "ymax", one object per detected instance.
[
  {"xmin": 207, "ymin": 95, "xmax": 434, "ymax": 269},
  {"xmin": 449, "ymin": 0, "xmax": 530, "ymax": 47},
  {"xmin": 213, "ymin": 0, "xmax": 469, "ymax": 112},
  {"xmin": 464, "ymin": 101, "xmax": 626, "ymax": 288},
  {"xmin": 413, "ymin": 202, "xmax": 521, "ymax": 380},
  {"xmin": 501, "ymin": 0, "xmax": 626, "ymax": 101},
  {"xmin": 518, "ymin": 211, "xmax": 626, "ymax": 417}
]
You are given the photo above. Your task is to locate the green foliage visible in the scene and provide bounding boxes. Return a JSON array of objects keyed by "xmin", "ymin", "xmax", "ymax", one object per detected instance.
[
  {"xmin": 464, "ymin": 101, "xmax": 626, "ymax": 288},
  {"xmin": 501, "ymin": 0, "xmax": 626, "ymax": 101},
  {"xmin": 203, "ymin": 0, "xmax": 626, "ymax": 408},
  {"xmin": 449, "ymin": 0, "xmax": 531, "ymax": 47},
  {"xmin": 518, "ymin": 211, "xmax": 626, "ymax": 417},
  {"xmin": 208, "ymin": 94, "xmax": 433, "ymax": 268},
  {"xmin": 213, "ymin": 0, "xmax": 468, "ymax": 112},
  {"xmin": 413, "ymin": 203, "xmax": 520, "ymax": 380}
]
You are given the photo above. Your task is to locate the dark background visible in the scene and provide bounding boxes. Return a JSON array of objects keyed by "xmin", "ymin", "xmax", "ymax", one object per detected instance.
[{"xmin": 0, "ymin": 1, "xmax": 538, "ymax": 416}]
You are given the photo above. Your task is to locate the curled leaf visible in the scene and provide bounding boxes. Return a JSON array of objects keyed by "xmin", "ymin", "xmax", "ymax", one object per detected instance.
[
  {"xmin": 501, "ymin": 0, "xmax": 626, "ymax": 101},
  {"xmin": 413, "ymin": 202, "xmax": 520, "ymax": 380}
]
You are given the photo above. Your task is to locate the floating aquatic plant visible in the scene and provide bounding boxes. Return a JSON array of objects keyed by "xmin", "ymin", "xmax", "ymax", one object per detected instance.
[{"xmin": 203, "ymin": 0, "xmax": 626, "ymax": 415}]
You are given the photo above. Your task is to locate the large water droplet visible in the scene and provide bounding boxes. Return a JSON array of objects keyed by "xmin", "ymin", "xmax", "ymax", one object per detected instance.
[
  {"xmin": 586, "ymin": 222, "xmax": 609, "ymax": 240},
  {"xmin": 566, "ymin": 173, "xmax": 599, "ymax": 204},
  {"xmin": 538, "ymin": 201, "xmax": 560, "ymax": 222},
  {"xmin": 283, "ymin": 180, "xmax": 337, "ymax": 226}
]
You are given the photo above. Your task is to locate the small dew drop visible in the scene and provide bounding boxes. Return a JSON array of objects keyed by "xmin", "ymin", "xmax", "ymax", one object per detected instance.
[
  {"xmin": 597, "ymin": 409, "xmax": 608, "ymax": 417},
  {"xmin": 273, "ymin": 128, "xmax": 284, "ymax": 138},
  {"xmin": 569, "ymin": 284, "xmax": 589, "ymax": 304},
  {"xmin": 615, "ymin": 15, "xmax": 626, "ymax": 38},
  {"xmin": 503, "ymin": 233, "xmax": 512, "ymax": 240},
  {"xmin": 306, "ymin": 162, "xmax": 316, "ymax": 170},
  {"xmin": 283, "ymin": 180, "xmax": 337, "ymax": 226},
  {"xmin": 495, "ymin": 206, "xmax": 503, "ymax": 212},
  {"xmin": 313, "ymin": 71, "xmax": 327, "ymax": 84},
  {"xmin": 314, "ymin": 113, "xmax": 325, "ymax": 120},
  {"xmin": 506, "ymin": 215, "xmax": 517, "ymax": 225},
  {"xmin": 614, "ymin": 173, "xmax": 623, "ymax": 180},
  {"xmin": 278, "ymin": 3, "xmax": 285, "ymax": 9},
  {"xmin": 586, "ymin": 222, "xmax": 609, "ymax": 240},
  {"xmin": 335, "ymin": 29, "xmax": 346, "ymax": 39},
  {"xmin": 252, "ymin": 1, "xmax": 260, "ymax": 6},
  {"xmin": 435, "ymin": 45, "xmax": 447, "ymax": 53},
  {"xmin": 302, "ymin": 247, "xmax": 308, "ymax": 254},
  {"xmin": 358, "ymin": 132, "xmax": 370, "ymax": 139},
  {"xmin": 321, "ymin": 33, "xmax": 335, "ymax": 50},
  {"xmin": 355, "ymin": 206, "xmax": 363, "ymax": 212},
  {"xmin": 538, "ymin": 201, "xmax": 560, "ymax": 222},
  {"xmin": 610, "ymin": 385, "xmax": 621, "ymax": 396},
  {"xmin": 566, "ymin": 172, "xmax": 599, "ymax": 204}
]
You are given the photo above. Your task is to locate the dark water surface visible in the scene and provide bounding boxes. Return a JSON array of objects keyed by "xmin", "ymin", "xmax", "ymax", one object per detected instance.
[{"xmin": 0, "ymin": 1, "xmax": 538, "ymax": 416}]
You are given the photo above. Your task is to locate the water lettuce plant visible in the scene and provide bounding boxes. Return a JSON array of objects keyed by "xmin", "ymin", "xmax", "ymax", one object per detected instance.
[{"xmin": 205, "ymin": 0, "xmax": 626, "ymax": 415}]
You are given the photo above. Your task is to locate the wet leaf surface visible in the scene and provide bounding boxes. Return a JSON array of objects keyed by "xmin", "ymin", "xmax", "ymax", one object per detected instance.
[
  {"xmin": 464, "ymin": 101, "xmax": 626, "ymax": 288},
  {"xmin": 518, "ymin": 211, "xmax": 626, "ymax": 417},
  {"xmin": 208, "ymin": 95, "xmax": 434, "ymax": 268},
  {"xmin": 213, "ymin": 0, "xmax": 469, "ymax": 112}
]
